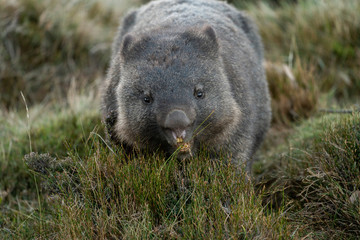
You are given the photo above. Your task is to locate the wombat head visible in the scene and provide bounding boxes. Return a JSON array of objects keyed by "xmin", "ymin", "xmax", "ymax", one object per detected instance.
[{"xmin": 107, "ymin": 25, "xmax": 241, "ymax": 157}]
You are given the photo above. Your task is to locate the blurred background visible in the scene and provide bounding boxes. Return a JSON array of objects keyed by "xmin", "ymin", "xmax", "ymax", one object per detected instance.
[{"xmin": 1, "ymin": 0, "xmax": 358, "ymax": 113}]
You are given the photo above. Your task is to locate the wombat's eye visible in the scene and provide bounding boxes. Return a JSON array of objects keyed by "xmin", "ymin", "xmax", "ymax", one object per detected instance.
[
  {"xmin": 194, "ymin": 89, "xmax": 205, "ymax": 99},
  {"xmin": 143, "ymin": 95, "xmax": 152, "ymax": 104}
]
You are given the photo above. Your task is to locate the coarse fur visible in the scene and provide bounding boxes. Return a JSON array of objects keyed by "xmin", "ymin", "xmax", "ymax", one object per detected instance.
[{"xmin": 102, "ymin": 0, "xmax": 271, "ymax": 171}]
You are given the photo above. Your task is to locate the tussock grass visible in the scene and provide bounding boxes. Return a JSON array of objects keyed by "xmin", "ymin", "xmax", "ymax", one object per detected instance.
[
  {"xmin": 258, "ymin": 113, "xmax": 360, "ymax": 238},
  {"xmin": 25, "ymin": 143, "xmax": 293, "ymax": 239}
]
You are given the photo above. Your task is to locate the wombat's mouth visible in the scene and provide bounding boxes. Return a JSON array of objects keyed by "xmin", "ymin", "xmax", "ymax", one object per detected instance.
[
  {"xmin": 163, "ymin": 128, "xmax": 193, "ymax": 152},
  {"xmin": 172, "ymin": 130, "xmax": 186, "ymax": 142},
  {"xmin": 175, "ymin": 136, "xmax": 192, "ymax": 153}
]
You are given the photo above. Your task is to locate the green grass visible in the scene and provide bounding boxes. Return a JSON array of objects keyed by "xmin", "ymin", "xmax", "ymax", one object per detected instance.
[
  {"xmin": 1, "ymin": 0, "xmax": 360, "ymax": 239},
  {"xmin": 257, "ymin": 113, "xmax": 360, "ymax": 238},
  {"xmin": 0, "ymin": 93, "xmax": 101, "ymax": 238},
  {"xmin": 23, "ymin": 139, "xmax": 294, "ymax": 239}
]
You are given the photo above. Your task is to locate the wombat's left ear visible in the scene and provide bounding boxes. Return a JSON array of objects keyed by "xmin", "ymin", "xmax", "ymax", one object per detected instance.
[{"xmin": 182, "ymin": 24, "xmax": 219, "ymax": 56}]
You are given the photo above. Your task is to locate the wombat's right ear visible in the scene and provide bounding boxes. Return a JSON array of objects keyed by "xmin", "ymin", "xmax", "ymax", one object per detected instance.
[
  {"xmin": 182, "ymin": 24, "xmax": 219, "ymax": 57},
  {"xmin": 120, "ymin": 34, "xmax": 135, "ymax": 59}
]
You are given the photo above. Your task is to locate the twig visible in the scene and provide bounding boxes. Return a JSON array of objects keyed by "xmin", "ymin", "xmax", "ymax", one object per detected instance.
[
  {"xmin": 319, "ymin": 108, "xmax": 360, "ymax": 114},
  {"xmin": 20, "ymin": 92, "xmax": 32, "ymax": 152}
]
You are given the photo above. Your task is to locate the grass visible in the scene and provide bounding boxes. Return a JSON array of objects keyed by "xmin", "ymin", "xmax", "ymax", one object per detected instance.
[
  {"xmin": 265, "ymin": 57, "xmax": 318, "ymax": 126},
  {"xmin": 257, "ymin": 113, "xmax": 360, "ymax": 238},
  {"xmin": 248, "ymin": 0, "xmax": 360, "ymax": 100},
  {"xmin": 0, "ymin": 0, "xmax": 118, "ymax": 108},
  {"xmin": 1, "ymin": 0, "xmax": 360, "ymax": 239},
  {"xmin": 0, "ymin": 91, "xmax": 101, "ymax": 238},
  {"xmin": 23, "ymin": 144, "xmax": 293, "ymax": 239}
]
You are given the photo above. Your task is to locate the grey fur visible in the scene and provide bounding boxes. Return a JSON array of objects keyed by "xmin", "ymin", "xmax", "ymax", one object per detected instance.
[{"xmin": 102, "ymin": 0, "xmax": 271, "ymax": 171}]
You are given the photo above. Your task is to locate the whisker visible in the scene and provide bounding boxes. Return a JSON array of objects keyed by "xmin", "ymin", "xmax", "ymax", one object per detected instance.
[
  {"xmin": 193, "ymin": 110, "xmax": 215, "ymax": 136},
  {"xmin": 193, "ymin": 122, "xmax": 212, "ymax": 139}
]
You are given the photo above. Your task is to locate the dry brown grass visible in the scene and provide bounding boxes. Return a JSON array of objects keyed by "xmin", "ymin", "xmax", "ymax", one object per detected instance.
[
  {"xmin": 266, "ymin": 58, "xmax": 318, "ymax": 126},
  {"xmin": 250, "ymin": 0, "xmax": 360, "ymax": 100}
]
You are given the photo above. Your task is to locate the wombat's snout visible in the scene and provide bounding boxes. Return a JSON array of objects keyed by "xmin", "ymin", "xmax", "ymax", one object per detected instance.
[{"xmin": 163, "ymin": 109, "xmax": 194, "ymax": 144}]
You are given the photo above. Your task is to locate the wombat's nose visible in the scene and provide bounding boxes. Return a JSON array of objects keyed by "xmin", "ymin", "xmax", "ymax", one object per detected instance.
[{"xmin": 164, "ymin": 109, "xmax": 191, "ymax": 131}]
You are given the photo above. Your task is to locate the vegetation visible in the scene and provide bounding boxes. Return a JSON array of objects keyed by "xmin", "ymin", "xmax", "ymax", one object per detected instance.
[{"xmin": 1, "ymin": 0, "xmax": 359, "ymax": 239}]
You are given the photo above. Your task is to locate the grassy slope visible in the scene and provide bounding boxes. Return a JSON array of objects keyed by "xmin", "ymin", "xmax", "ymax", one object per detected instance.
[
  {"xmin": 0, "ymin": 93, "xmax": 101, "ymax": 238},
  {"xmin": 257, "ymin": 113, "xmax": 360, "ymax": 238},
  {"xmin": 1, "ymin": 0, "xmax": 359, "ymax": 239}
]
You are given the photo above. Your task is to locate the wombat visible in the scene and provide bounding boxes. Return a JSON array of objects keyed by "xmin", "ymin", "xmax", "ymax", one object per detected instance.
[{"xmin": 102, "ymin": 0, "xmax": 271, "ymax": 171}]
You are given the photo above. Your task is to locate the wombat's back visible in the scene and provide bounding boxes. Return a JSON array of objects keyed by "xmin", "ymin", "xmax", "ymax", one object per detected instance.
[{"xmin": 113, "ymin": 0, "xmax": 263, "ymax": 63}]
